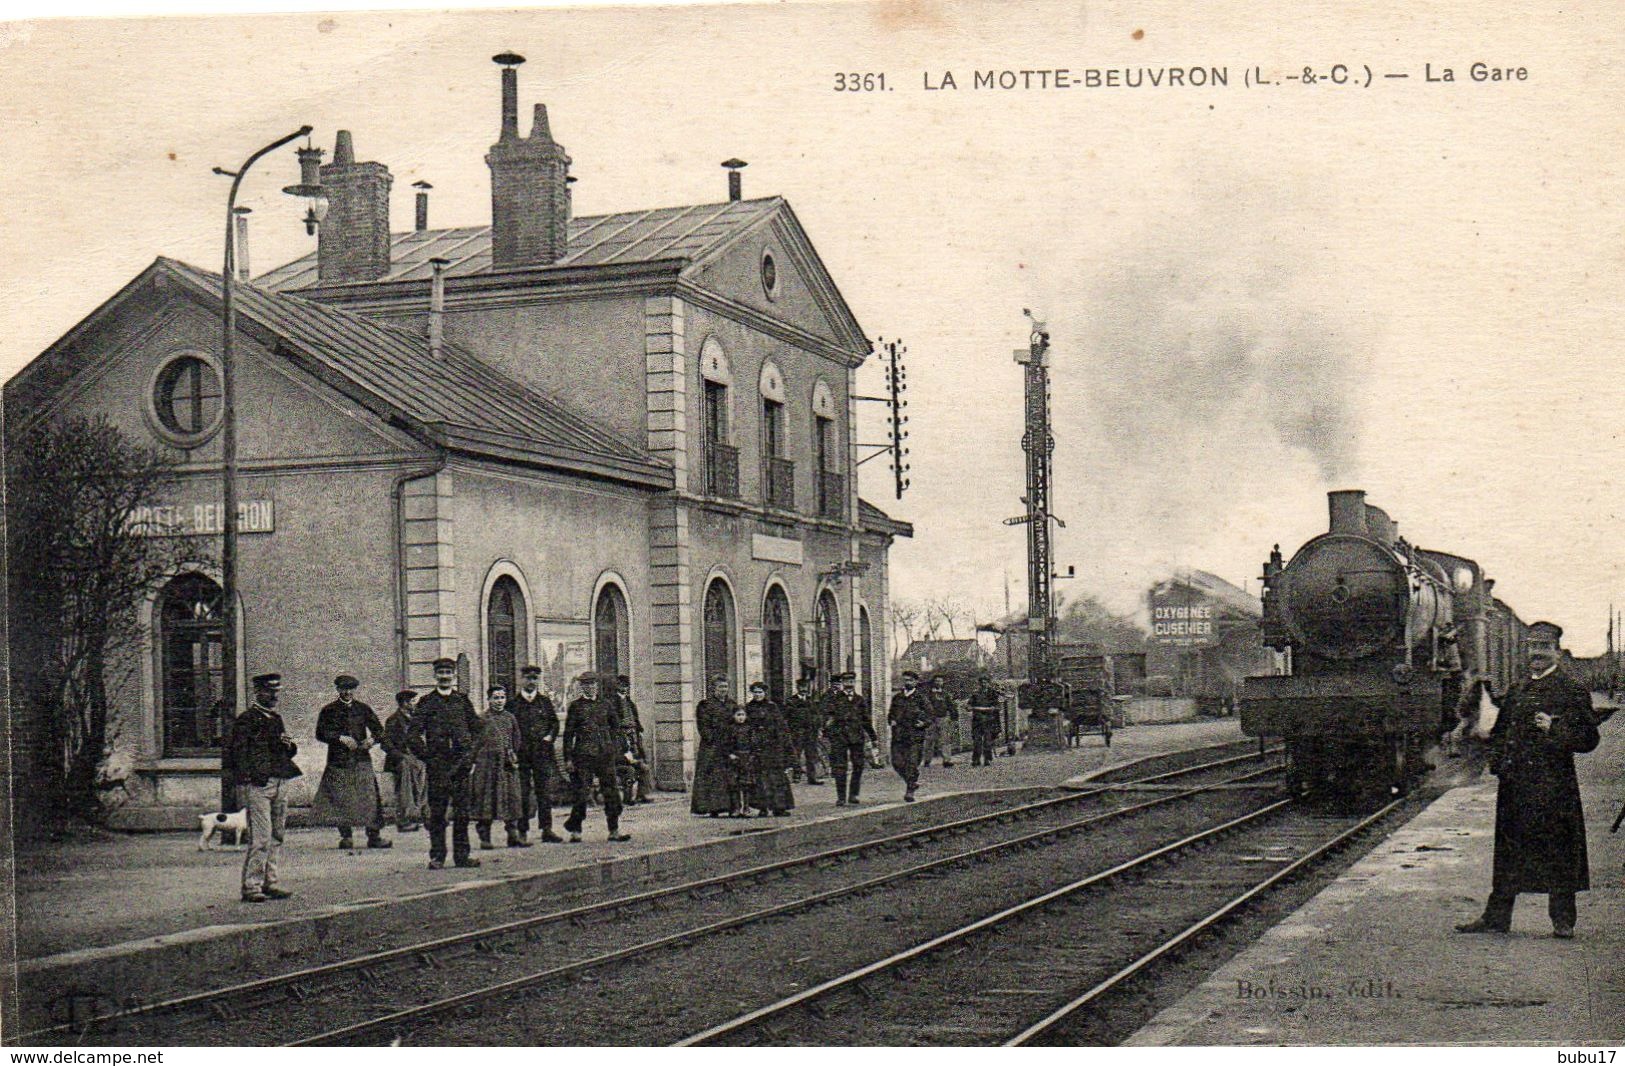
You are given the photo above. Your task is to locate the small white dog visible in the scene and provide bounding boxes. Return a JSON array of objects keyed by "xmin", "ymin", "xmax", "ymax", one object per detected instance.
[{"xmin": 197, "ymin": 809, "xmax": 250, "ymax": 850}]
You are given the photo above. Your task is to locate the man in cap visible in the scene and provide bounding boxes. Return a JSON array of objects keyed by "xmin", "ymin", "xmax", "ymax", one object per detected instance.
[
  {"xmin": 1457, "ymin": 622, "xmax": 1600, "ymax": 938},
  {"xmin": 615, "ymin": 674, "xmax": 655, "ymax": 805},
  {"xmin": 410, "ymin": 656, "xmax": 482, "ymax": 868},
  {"xmin": 824, "ymin": 672, "xmax": 877, "ymax": 806},
  {"xmin": 691, "ymin": 674, "xmax": 736, "ymax": 815},
  {"xmin": 889, "ymin": 670, "xmax": 933, "ymax": 802},
  {"xmin": 381, "ymin": 689, "xmax": 426, "ymax": 832},
  {"xmin": 311, "ymin": 675, "xmax": 391, "ymax": 850},
  {"xmin": 222, "ymin": 674, "xmax": 300, "ymax": 902},
  {"xmin": 510, "ymin": 664, "xmax": 564, "ymax": 843},
  {"xmin": 968, "ymin": 674, "xmax": 1002, "ymax": 767},
  {"xmin": 563, "ymin": 672, "xmax": 631, "ymax": 842},
  {"xmin": 784, "ymin": 674, "xmax": 823, "ymax": 785}
]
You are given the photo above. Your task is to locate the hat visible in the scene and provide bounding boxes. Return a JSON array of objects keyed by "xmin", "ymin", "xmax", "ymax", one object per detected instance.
[
  {"xmin": 251, "ymin": 673, "xmax": 281, "ymax": 690},
  {"xmin": 749, "ymin": 680, "xmax": 767, "ymax": 692},
  {"xmin": 1528, "ymin": 621, "xmax": 1563, "ymax": 648},
  {"xmin": 432, "ymin": 657, "xmax": 457, "ymax": 672},
  {"xmin": 709, "ymin": 673, "xmax": 729, "ymax": 686},
  {"xmin": 837, "ymin": 671, "xmax": 856, "ymax": 683},
  {"xmin": 901, "ymin": 670, "xmax": 919, "ymax": 681},
  {"xmin": 395, "ymin": 689, "xmax": 418, "ymax": 704},
  {"xmin": 616, "ymin": 674, "xmax": 632, "ymax": 686},
  {"xmin": 576, "ymin": 670, "xmax": 601, "ymax": 684},
  {"xmin": 334, "ymin": 674, "xmax": 359, "ymax": 691},
  {"xmin": 521, "ymin": 664, "xmax": 542, "ymax": 677}
]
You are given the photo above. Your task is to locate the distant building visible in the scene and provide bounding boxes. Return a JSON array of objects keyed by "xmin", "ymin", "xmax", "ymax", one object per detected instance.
[
  {"xmin": 897, "ymin": 638, "xmax": 989, "ymax": 677},
  {"xmin": 1146, "ymin": 570, "xmax": 1278, "ymax": 707}
]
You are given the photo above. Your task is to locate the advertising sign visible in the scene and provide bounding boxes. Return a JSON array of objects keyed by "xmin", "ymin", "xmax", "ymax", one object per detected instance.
[{"xmin": 1150, "ymin": 588, "xmax": 1217, "ymax": 647}]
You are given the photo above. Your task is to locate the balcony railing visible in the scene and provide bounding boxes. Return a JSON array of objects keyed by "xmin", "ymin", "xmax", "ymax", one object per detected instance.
[
  {"xmin": 818, "ymin": 470, "xmax": 847, "ymax": 519},
  {"xmin": 764, "ymin": 456, "xmax": 795, "ymax": 510},
  {"xmin": 706, "ymin": 442, "xmax": 739, "ymax": 499}
]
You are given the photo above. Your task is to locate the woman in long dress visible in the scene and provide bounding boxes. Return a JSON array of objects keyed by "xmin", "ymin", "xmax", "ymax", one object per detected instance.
[
  {"xmin": 690, "ymin": 674, "xmax": 736, "ymax": 816},
  {"xmin": 468, "ymin": 685, "xmax": 526, "ymax": 849},
  {"xmin": 746, "ymin": 681, "xmax": 794, "ymax": 816}
]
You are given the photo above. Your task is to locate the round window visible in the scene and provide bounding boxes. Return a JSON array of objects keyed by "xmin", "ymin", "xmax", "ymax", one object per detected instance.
[
  {"xmin": 760, "ymin": 250, "xmax": 778, "ymax": 300},
  {"xmin": 150, "ymin": 354, "xmax": 224, "ymax": 445}
]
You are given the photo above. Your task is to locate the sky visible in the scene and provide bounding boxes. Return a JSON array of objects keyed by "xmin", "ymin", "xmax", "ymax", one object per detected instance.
[{"xmin": 2, "ymin": 0, "xmax": 1622, "ymax": 653}]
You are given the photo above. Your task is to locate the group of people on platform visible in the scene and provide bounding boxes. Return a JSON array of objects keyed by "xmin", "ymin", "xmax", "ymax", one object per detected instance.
[
  {"xmin": 222, "ymin": 658, "xmax": 1006, "ymax": 903},
  {"xmin": 689, "ymin": 669, "xmax": 1006, "ymax": 812},
  {"xmin": 221, "ymin": 658, "xmax": 650, "ymax": 903}
]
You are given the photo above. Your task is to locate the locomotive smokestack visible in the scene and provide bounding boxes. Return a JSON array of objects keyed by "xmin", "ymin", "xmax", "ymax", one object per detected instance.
[{"xmin": 1328, "ymin": 490, "xmax": 1367, "ymax": 535}]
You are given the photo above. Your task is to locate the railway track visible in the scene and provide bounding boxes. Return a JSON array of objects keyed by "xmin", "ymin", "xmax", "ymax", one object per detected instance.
[
  {"xmin": 679, "ymin": 797, "xmax": 1412, "ymax": 1046},
  {"xmin": 30, "ymin": 741, "xmax": 1277, "ymax": 1046}
]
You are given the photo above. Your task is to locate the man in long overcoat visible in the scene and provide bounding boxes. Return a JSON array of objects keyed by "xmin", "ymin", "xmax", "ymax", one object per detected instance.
[
  {"xmin": 310, "ymin": 674, "xmax": 391, "ymax": 850},
  {"xmin": 411, "ymin": 657, "xmax": 482, "ymax": 869},
  {"xmin": 563, "ymin": 672, "xmax": 632, "ymax": 842},
  {"xmin": 825, "ymin": 672, "xmax": 877, "ymax": 806},
  {"xmin": 1457, "ymin": 622, "xmax": 1600, "ymax": 938},
  {"xmin": 691, "ymin": 674, "xmax": 737, "ymax": 815},
  {"xmin": 783, "ymin": 676, "xmax": 822, "ymax": 784},
  {"xmin": 510, "ymin": 664, "xmax": 564, "ymax": 843},
  {"xmin": 968, "ymin": 675, "xmax": 1002, "ymax": 767}
]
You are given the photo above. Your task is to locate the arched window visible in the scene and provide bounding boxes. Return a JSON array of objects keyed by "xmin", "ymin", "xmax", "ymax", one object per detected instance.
[
  {"xmin": 816, "ymin": 589, "xmax": 840, "ymax": 688},
  {"xmin": 487, "ymin": 575, "xmax": 527, "ymax": 697},
  {"xmin": 763, "ymin": 585, "xmax": 791, "ymax": 703},
  {"xmin": 703, "ymin": 579, "xmax": 737, "ymax": 692},
  {"xmin": 595, "ymin": 583, "xmax": 630, "ymax": 680},
  {"xmin": 159, "ymin": 572, "xmax": 226, "ymax": 757}
]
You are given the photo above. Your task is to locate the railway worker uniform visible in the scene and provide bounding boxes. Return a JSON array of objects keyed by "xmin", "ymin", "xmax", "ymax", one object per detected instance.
[
  {"xmin": 510, "ymin": 666, "xmax": 564, "ymax": 843},
  {"xmin": 784, "ymin": 678, "xmax": 823, "ymax": 785},
  {"xmin": 222, "ymin": 674, "xmax": 300, "ymax": 903},
  {"xmin": 826, "ymin": 672, "xmax": 878, "ymax": 806},
  {"xmin": 888, "ymin": 672, "xmax": 933, "ymax": 802},
  {"xmin": 563, "ymin": 673, "xmax": 632, "ymax": 842},
  {"xmin": 746, "ymin": 682, "xmax": 796, "ymax": 816},
  {"xmin": 968, "ymin": 677, "xmax": 1002, "ymax": 767},
  {"xmin": 412, "ymin": 658, "xmax": 482, "ymax": 869},
  {"xmin": 381, "ymin": 690, "xmax": 427, "ymax": 832},
  {"xmin": 691, "ymin": 675, "xmax": 738, "ymax": 815},
  {"xmin": 310, "ymin": 675, "xmax": 391, "ymax": 851},
  {"xmin": 1458, "ymin": 623, "xmax": 1600, "ymax": 938},
  {"xmin": 615, "ymin": 675, "xmax": 655, "ymax": 805}
]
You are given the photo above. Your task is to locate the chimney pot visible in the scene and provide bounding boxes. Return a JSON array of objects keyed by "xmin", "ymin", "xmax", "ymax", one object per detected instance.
[
  {"xmin": 494, "ymin": 52, "xmax": 526, "ymax": 142},
  {"xmin": 487, "ymin": 59, "xmax": 572, "ymax": 269},
  {"xmin": 428, "ymin": 257, "xmax": 449, "ymax": 359},
  {"xmin": 413, "ymin": 180, "xmax": 433, "ymax": 232},
  {"xmin": 722, "ymin": 158, "xmax": 747, "ymax": 202},
  {"xmin": 333, "ymin": 129, "xmax": 355, "ymax": 166},
  {"xmin": 530, "ymin": 103, "xmax": 553, "ymax": 142}
]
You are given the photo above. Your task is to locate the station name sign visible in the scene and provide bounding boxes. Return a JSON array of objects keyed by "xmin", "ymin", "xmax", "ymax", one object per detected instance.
[
  {"xmin": 128, "ymin": 500, "xmax": 275, "ymax": 537},
  {"xmin": 1150, "ymin": 591, "xmax": 1216, "ymax": 647}
]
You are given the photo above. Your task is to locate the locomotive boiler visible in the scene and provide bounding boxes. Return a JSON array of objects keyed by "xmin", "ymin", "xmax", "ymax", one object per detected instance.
[{"xmin": 1242, "ymin": 489, "xmax": 1530, "ymax": 797}]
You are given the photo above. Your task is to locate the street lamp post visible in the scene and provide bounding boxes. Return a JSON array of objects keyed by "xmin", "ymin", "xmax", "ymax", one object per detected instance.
[{"xmin": 211, "ymin": 127, "xmax": 318, "ymax": 778}]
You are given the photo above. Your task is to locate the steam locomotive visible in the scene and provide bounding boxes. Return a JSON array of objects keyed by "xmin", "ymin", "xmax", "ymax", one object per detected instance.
[{"xmin": 1241, "ymin": 489, "xmax": 1530, "ymax": 797}]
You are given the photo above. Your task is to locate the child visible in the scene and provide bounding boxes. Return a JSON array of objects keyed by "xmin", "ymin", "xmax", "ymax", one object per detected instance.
[
  {"xmin": 723, "ymin": 705, "xmax": 757, "ymax": 818},
  {"xmin": 469, "ymin": 684, "xmax": 527, "ymax": 848}
]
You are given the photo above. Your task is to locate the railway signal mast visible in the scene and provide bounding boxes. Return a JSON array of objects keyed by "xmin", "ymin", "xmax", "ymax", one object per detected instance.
[{"xmin": 1004, "ymin": 311, "xmax": 1064, "ymax": 699}]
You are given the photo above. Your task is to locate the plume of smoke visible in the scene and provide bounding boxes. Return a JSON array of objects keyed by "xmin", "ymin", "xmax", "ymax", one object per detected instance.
[{"xmin": 1044, "ymin": 183, "xmax": 1372, "ymax": 614}]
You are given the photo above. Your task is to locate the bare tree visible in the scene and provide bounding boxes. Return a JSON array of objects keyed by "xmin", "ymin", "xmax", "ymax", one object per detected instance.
[
  {"xmin": 890, "ymin": 598, "xmax": 923, "ymax": 653},
  {"xmin": 9, "ymin": 415, "xmax": 204, "ymax": 832},
  {"xmin": 924, "ymin": 595, "xmax": 967, "ymax": 639}
]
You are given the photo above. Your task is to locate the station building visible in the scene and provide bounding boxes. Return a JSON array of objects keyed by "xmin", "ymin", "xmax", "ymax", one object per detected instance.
[{"xmin": 4, "ymin": 60, "xmax": 909, "ymax": 825}]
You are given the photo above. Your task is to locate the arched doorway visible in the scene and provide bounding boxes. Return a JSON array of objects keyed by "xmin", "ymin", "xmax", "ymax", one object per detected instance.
[
  {"xmin": 703, "ymin": 579, "xmax": 737, "ymax": 692},
  {"xmin": 158, "ymin": 572, "xmax": 226, "ymax": 757},
  {"xmin": 815, "ymin": 588, "xmax": 840, "ymax": 688},
  {"xmin": 763, "ymin": 585, "xmax": 791, "ymax": 703},
  {"xmin": 595, "ymin": 583, "xmax": 630, "ymax": 680},
  {"xmin": 486, "ymin": 575, "xmax": 527, "ymax": 697}
]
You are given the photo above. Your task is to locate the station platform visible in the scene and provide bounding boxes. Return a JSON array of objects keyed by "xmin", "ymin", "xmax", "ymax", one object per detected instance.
[
  {"xmin": 5, "ymin": 717, "xmax": 1243, "ymax": 1031},
  {"xmin": 1128, "ymin": 713, "xmax": 1625, "ymax": 1046}
]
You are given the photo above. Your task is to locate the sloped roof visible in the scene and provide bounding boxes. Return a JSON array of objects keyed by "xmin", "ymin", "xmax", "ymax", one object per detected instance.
[
  {"xmin": 157, "ymin": 258, "xmax": 670, "ymax": 487},
  {"xmin": 859, "ymin": 498, "xmax": 913, "ymax": 537},
  {"xmin": 257, "ymin": 198, "xmax": 784, "ymax": 291},
  {"xmin": 1149, "ymin": 569, "xmax": 1261, "ymax": 619},
  {"xmin": 901, "ymin": 639, "xmax": 983, "ymax": 663}
]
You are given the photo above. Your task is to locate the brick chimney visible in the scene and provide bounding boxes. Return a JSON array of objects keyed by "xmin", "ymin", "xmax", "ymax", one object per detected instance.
[
  {"xmin": 317, "ymin": 130, "xmax": 393, "ymax": 283},
  {"xmin": 486, "ymin": 52, "xmax": 572, "ymax": 269}
]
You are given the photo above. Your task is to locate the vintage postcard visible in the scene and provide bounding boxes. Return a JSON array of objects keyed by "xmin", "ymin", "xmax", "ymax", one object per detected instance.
[{"xmin": 1, "ymin": 0, "xmax": 1621, "ymax": 1050}]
